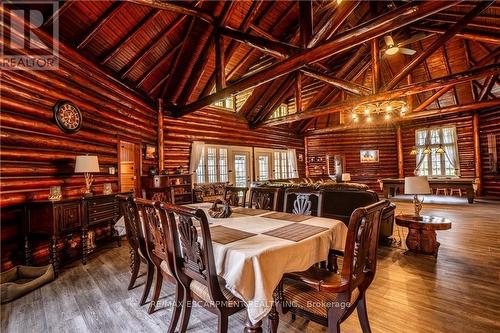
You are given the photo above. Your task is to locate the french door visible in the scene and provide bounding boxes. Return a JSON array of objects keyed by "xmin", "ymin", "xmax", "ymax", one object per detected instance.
[
  {"xmin": 255, "ymin": 151, "xmax": 272, "ymax": 181},
  {"xmin": 229, "ymin": 150, "xmax": 252, "ymax": 188}
]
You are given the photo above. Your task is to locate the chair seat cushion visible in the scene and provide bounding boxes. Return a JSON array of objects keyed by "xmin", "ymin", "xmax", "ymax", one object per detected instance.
[
  {"xmin": 282, "ymin": 278, "xmax": 359, "ymax": 318},
  {"xmin": 190, "ymin": 277, "xmax": 241, "ymax": 307}
]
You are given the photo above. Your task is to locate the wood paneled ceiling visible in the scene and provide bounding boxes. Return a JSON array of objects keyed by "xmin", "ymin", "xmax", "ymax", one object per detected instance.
[{"xmin": 26, "ymin": 0, "xmax": 500, "ymax": 132}]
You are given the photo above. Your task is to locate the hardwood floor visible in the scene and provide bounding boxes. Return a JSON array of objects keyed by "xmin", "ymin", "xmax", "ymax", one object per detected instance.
[{"xmin": 2, "ymin": 199, "xmax": 499, "ymax": 333}]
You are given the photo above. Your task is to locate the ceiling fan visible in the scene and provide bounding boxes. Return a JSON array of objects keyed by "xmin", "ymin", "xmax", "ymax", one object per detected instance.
[{"xmin": 382, "ymin": 33, "xmax": 427, "ymax": 56}]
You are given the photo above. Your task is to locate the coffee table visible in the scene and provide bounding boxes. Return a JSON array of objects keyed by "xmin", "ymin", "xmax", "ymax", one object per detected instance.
[{"xmin": 395, "ymin": 215, "xmax": 452, "ymax": 258}]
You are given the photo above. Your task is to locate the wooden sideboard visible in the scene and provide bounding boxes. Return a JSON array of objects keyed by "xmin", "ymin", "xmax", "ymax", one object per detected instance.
[
  {"xmin": 380, "ymin": 178, "xmax": 475, "ymax": 203},
  {"xmin": 24, "ymin": 193, "xmax": 124, "ymax": 275}
]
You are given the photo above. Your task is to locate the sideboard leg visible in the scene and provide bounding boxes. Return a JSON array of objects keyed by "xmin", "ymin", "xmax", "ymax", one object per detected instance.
[
  {"xmin": 82, "ymin": 228, "xmax": 88, "ymax": 265},
  {"xmin": 24, "ymin": 236, "xmax": 32, "ymax": 266},
  {"xmin": 50, "ymin": 235, "xmax": 59, "ymax": 277}
]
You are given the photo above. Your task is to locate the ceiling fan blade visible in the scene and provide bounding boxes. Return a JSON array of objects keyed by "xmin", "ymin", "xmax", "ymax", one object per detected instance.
[
  {"xmin": 399, "ymin": 48, "xmax": 417, "ymax": 55},
  {"xmin": 384, "ymin": 35, "xmax": 394, "ymax": 47},
  {"xmin": 397, "ymin": 33, "xmax": 427, "ymax": 47}
]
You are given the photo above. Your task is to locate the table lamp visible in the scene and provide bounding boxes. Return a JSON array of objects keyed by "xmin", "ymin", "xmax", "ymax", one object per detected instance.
[
  {"xmin": 75, "ymin": 155, "xmax": 100, "ymax": 196},
  {"xmin": 341, "ymin": 173, "xmax": 351, "ymax": 183},
  {"xmin": 404, "ymin": 176, "xmax": 431, "ymax": 217}
]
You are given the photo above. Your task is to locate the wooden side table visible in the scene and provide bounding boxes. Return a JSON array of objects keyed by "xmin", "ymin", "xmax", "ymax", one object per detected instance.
[{"xmin": 395, "ymin": 215, "xmax": 452, "ymax": 258}]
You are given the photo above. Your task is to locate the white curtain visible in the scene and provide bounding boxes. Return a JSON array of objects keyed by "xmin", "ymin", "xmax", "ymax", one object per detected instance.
[
  {"xmin": 287, "ymin": 149, "xmax": 298, "ymax": 178},
  {"xmin": 414, "ymin": 131, "xmax": 429, "ymax": 175},
  {"xmin": 189, "ymin": 141, "xmax": 205, "ymax": 174},
  {"xmin": 443, "ymin": 127, "xmax": 460, "ymax": 176}
]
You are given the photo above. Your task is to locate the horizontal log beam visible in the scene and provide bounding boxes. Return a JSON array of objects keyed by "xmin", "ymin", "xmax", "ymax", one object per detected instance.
[
  {"xmin": 305, "ymin": 99, "xmax": 500, "ymax": 135},
  {"xmin": 411, "ymin": 25, "xmax": 500, "ymax": 45},
  {"xmin": 175, "ymin": 1, "xmax": 458, "ymax": 117},
  {"xmin": 261, "ymin": 63, "xmax": 500, "ymax": 126},
  {"xmin": 125, "ymin": 0, "xmax": 215, "ymax": 24},
  {"xmin": 301, "ymin": 67, "xmax": 371, "ymax": 96}
]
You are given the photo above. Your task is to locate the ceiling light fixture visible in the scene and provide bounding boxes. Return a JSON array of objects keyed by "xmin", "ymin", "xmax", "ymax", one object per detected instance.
[{"xmin": 351, "ymin": 100, "xmax": 407, "ymax": 124}]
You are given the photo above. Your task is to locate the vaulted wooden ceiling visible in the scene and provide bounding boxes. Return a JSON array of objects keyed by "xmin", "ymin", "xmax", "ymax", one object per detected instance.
[{"xmin": 31, "ymin": 0, "xmax": 500, "ymax": 132}]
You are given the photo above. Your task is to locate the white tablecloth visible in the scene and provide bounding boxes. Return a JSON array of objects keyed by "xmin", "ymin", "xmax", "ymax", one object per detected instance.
[{"xmin": 187, "ymin": 203, "xmax": 348, "ymax": 324}]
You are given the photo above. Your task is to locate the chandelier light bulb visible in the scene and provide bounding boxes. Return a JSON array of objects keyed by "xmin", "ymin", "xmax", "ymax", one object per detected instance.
[
  {"xmin": 367, "ymin": 116, "xmax": 372, "ymax": 122},
  {"xmin": 386, "ymin": 105, "xmax": 392, "ymax": 112},
  {"xmin": 384, "ymin": 113, "xmax": 391, "ymax": 120},
  {"xmin": 364, "ymin": 108, "xmax": 370, "ymax": 115}
]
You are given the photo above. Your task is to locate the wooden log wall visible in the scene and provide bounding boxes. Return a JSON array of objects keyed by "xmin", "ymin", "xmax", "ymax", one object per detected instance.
[
  {"xmin": 1, "ymin": 24, "xmax": 158, "ymax": 270},
  {"xmin": 163, "ymin": 107, "xmax": 305, "ymax": 177},
  {"xmin": 479, "ymin": 108, "xmax": 500, "ymax": 197},
  {"xmin": 306, "ymin": 127, "xmax": 398, "ymax": 192}
]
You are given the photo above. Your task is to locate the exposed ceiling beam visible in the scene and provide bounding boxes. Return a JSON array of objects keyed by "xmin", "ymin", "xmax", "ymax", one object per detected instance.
[
  {"xmin": 411, "ymin": 25, "xmax": 500, "ymax": 45},
  {"xmin": 137, "ymin": 42, "xmax": 182, "ymax": 89},
  {"xmin": 218, "ymin": 26, "xmax": 300, "ymax": 58},
  {"xmin": 125, "ymin": 0, "xmax": 215, "ymax": 24},
  {"xmin": 175, "ymin": 1, "xmax": 458, "ymax": 117},
  {"xmin": 371, "ymin": 38, "xmax": 380, "ymax": 94},
  {"xmin": 295, "ymin": 72, "xmax": 302, "ymax": 113},
  {"xmin": 384, "ymin": 0, "xmax": 495, "ymax": 90},
  {"xmin": 101, "ymin": 9, "xmax": 161, "ymax": 65},
  {"xmin": 308, "ymin": 1, "xmax": 360, "ymax": 48},
  {"xmin": 305, "ymin": 99, "xmax": 500, "ymax": 135},
  {"xmin": 301, "ymin": 67, "xmax": 371, "ymax": 96},
  {"xmin": 261, "ymin": 63, "xmax": 500, "ymax": 126},
  {"xmin": 120, "ymin": 15, "xmax": 188, "ymax": 79},
  {"xmin": 77, "ymin": 2, "xmax": 123, "ymax": 49},
  {"xmin": 299, "ymin": 0, "xmax": 313, "ymax": 48},
  {"xmin": 43, "ymin": 0, "xmax": 75, "ymax": 27},
  {"xmin": 479, "ymin": 74, "xmax": 498, "ymax": 101},
  {"xmin": 215, "ymin": 33, "xmax": 226, "ymax": 91}
]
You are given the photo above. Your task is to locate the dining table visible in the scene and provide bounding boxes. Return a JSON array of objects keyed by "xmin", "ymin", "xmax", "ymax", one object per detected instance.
[{"xmin": 186, "ymin": 202, "xmax": 348, "ymax": 332}]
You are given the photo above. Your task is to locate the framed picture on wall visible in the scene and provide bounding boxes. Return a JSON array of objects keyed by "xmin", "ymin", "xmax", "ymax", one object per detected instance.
[
  {"xmin": 145, "ymin": 144, "xmax": 156, "ymax": 160},
  {"xmin": 360, "ymin": 150, "xmax": 379, "ymax": 163}
]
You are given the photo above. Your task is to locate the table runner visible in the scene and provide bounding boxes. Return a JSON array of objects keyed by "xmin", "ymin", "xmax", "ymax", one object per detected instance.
[
  {"xmin": 210, "ymin": 225, "xmax": 256, "ymax": 245},
  {"xmin": 188, "ymin": 203, "xmax": 347, "ymax": 324},
  {"xmin": 262, "ymin": 223, "xmax": 328, "ymax": 242},
  {"xmin": 232, "ymin": 207, "xmax": 269, "ymax": 216},
  {"xmin": 262, "ymin": 211, "xmax": 312, "ymax": 222}
]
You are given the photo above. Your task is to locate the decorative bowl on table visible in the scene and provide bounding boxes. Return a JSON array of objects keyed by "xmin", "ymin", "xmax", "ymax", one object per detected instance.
[{"xmin": 208, "ymin": 199, "xmax": 232, "ymax": 218}]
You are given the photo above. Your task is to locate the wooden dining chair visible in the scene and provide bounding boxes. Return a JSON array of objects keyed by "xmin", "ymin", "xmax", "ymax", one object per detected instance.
[
  {"xmin": 116, "ymin": 194, "xmax": 155, "ymax": 306},
  {"xmin": 284, "ymin": 189, "xmax": 324, "ymax": 216},
  {"xmin": 249, "ymin": 187, "xmax": 281, "ymax": 211},
  {"xmin": 163, "ymin": 204, "xmax": 245, "ymax": 333},
  {"xmin": 134, "ymin": 198, "xmax": 180, "ymax": 319},
  {"xmin": 223, "ymin": 186, "xmax": 249, "ymax": 207},
  {"xmin": 274, "ymin": 200, "xmax": 390, "ymax": 333}
]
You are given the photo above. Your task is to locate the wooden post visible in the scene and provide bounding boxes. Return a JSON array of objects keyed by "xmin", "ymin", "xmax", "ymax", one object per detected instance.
[
  {"xmin": 295, "ymin": 72, "xmax": 302, "ymax": 113},
  {"xmin": 371, "ymin": 38, "xmax": 380, "ymax": 94},
  {"xmin": 473, "ymin": 113, "xmax": 482, "ymax": 196},
  {"xmin": 407, "ymin": 74, "xmax": 413, "ymax": 112},
  {"xmin": 158, "ymin": 98, "xmax": 164, "ymax": 172},
  {"xmin": 396, "ymin": 125, "xmax": 404, "ymax": 178},
  {"xmin": 304, "ymin": 136, "xmax": 310, "ymax": 177}
]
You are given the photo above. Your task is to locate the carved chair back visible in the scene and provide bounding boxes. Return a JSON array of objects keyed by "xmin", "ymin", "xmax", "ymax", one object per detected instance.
[
  {"xmin": 117, "ymin": 194, "xmax": 148, "ymax": 257},
  {"xmin": 341, "ymin": 200, "xmax": 389, "ymax": 292},
  {"xmin": 284, "ymin": 189, "xmax": 324, "ymax": 216},
  {"xmin": 249, "ymin": 187, "xmax": 281, "ymax": 211},
  {"xmin": 163, "ymin": 204, "xmax": 228, "ymax": 304},
  {"xmin": 134, "ymin": 197, "xmax": 170, "ymax": 266},
  {"xmin": 224, "ymin": 186, "xmax": 249, "ymax": 207}
]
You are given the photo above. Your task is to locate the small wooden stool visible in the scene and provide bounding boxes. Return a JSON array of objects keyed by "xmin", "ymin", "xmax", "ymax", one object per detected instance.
[
  {"xmin": 435, "ymin": 188, "xmax": 447, "ymax": 195},
  {"xmin": 449, "ymin": 188, "xmax": 462, "ymax": 196}
]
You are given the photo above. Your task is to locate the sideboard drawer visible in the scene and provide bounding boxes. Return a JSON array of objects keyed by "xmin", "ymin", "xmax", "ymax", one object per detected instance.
[{"xmin": 60, "ymin": 203, "xmax": 81, "ymax": 231}]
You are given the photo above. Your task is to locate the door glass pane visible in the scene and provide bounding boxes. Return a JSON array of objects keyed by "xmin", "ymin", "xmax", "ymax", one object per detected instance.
[
  {"xmin": 258, "ymin": 155, "xmax": 269, "ymax": 181},
  {"xmin": 219, "ymin": 148, "xmax": 228, "ymax": 182},
  {"xmin": 234, "ymin": 154, "xmax": 247, "ymax": 187},
  {"xmin": 281, "ymin": 152, "xmax": 288, "ymax": 179},
  {"xmin": 274, "ymin": 151, "xmax": 280, "ymax": 179},
  {"xmin": 430, "ymin": 149, "xmax": 442, "ymax": 176},
  {"xmin": 207, "ymin": 147, "xmax": 217, "ymax": 183}
]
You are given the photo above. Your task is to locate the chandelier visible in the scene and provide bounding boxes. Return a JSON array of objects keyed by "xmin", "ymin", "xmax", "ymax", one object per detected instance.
[{"xmin": 351, "ymin": 100, "xmax": 408, "ymax": 123}]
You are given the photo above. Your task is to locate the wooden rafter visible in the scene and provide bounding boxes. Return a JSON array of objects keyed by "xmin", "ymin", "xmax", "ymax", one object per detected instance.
[
  {"xmin": 120, "ymin": 15, "xmax": 188, "ymax": 80},
  {"xmin": 43, "ymin": 0, "xmax": 75, "ymax": 27},
  {"xmin": 479, "ymin": 74, "xmax": 498, "ymax": 101},
  {"xmin": 384, "ymin": 0, "xmax": 494, "ymax": 90},
  {"xmin": 299, "ymin": 0, "xmax": 313, "ymax": 48},
  {"xmin": 295, "ymin": 72, "xmax": 302, "ymax": 113},
  {"xmin": 411, "ymin": 25, "xmax": 500, "ymax": 45},
  {"xmin": 125, "ymin": 0, "xmax": 215, "ymax": 24},
  {"xmin": 77, "ymin": 2, "xmax": 123, "ymax": 49},
  {"xmin": 215, "ymin": 33, "xmax": 225, "ymax": 91},
  {"xmin": 176, "ymin": 1, "xmax": 458, "ymax": 117},
  {"xmin": 100, "ymin": 9, "xmax": 161, "ymax": 65},
  {"xmin": 137, "ymin": 42, "xmax": 182, "ymax": 89},
  {"xmin": 301, "ymin": 67, "xmax": 371, "ymax": 95},
  {"xmin": 371, "ymin": 38, "xmax": 380, "ymax": 94},
  {"xmin": 261, "ymin": 63, "xmax": 500, "ymax": 126}
]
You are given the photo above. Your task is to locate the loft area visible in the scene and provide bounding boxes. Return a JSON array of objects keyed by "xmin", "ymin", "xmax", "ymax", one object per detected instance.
[{"xmin": 0, "ymin": 1, "xmax": 499, "ymax": 333}]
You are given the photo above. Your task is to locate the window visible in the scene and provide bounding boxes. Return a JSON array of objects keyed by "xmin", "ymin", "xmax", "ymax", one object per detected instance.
[
  {"xmin": 195, "ymin": 146, "xmax": 229, "ymax": 183},
  {"xmin": 212, "ymin": 96, "xmax": 234, "ymax": 110},
  {"xmin": 273, "ymin": 150, "xmax": 289, "ymax": 179},
  {"xmin": 415, "ymin": 126, "xmax": 460, "ymax": 177},
  {"xmin": 258, "ymin": 155, "xmax": 269, "ymax": 181}
]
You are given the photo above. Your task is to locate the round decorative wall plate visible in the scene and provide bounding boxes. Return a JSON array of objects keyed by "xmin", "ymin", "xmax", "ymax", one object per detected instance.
[{"xmin": 53, "ymin": 100, "xmax": 82, "ymax": 133}]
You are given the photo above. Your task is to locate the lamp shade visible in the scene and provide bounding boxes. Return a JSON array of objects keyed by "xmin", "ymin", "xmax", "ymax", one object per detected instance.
[
  {"xmin": 341, "ymin": 173, "xmax": 351, "ymax": 181},
  {"xmin": 404, "ymin": 176, "xmax": 431, "ymax": 195},
  {"xmin": 74, "ymin": 155, "xmax": 100, "ymax": 173}
]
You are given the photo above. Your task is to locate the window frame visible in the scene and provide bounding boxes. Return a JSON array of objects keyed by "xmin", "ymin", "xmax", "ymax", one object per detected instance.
[{"xmin": 415, "ymin": 126, "xmax": 459, "ymax": 178}]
